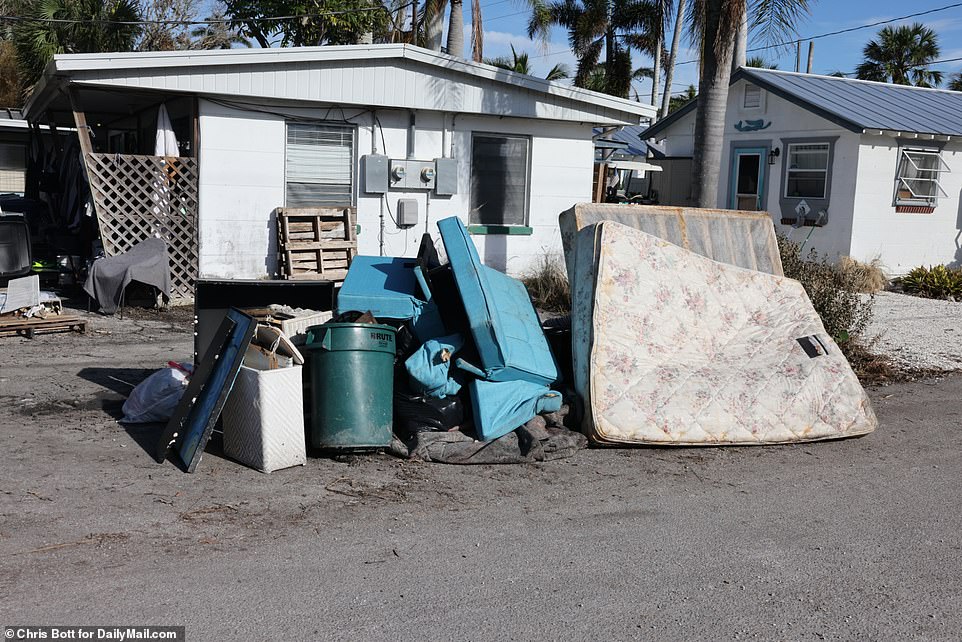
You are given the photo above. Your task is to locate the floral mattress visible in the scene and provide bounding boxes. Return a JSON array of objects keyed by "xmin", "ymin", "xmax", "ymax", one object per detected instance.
[{"xmin": 571, "ymin": 221, "xmax": 877, "ymax": 445}]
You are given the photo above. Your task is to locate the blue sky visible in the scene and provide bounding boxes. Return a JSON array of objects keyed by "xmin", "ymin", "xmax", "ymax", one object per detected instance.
[{"xmin": 473, "ymin": 0, "xmax": 962, "ymax": 98}]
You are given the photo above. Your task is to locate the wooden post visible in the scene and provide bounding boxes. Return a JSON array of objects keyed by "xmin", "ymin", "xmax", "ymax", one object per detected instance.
[
  {"xmin": 795, "ymin": 40, "xmax": 801, "ymax": 73},
  {"xmin": 67, "ymin": 87, "xmax": 93, "ymax": 155},
  {"xmin": 806, "ymin": 41, "xmax": 814, "ymax": 74},
  {"xmin": 594, "ymin": 164, "xmax": 607, "ymax": 203}
]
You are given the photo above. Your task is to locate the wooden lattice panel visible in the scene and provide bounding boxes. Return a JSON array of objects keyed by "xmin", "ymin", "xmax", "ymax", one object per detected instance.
[
  {"xmin": 276, "ymin": 207, "xmax": 357, "ymax": 282},
  {"xmin": 85, "ymin": 153, "xmax": 198, "ymax": 300}
]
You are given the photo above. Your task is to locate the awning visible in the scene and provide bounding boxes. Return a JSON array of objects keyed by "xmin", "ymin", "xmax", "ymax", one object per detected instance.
[{"xmin": 604, "ymin": 160, "xmax": 663, "ymax": 172}]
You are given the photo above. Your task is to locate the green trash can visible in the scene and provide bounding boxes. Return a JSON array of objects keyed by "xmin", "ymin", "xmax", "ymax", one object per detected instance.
[{"xmin": 304, "ymin": 322, "xmax": 396, "ymax": 449}]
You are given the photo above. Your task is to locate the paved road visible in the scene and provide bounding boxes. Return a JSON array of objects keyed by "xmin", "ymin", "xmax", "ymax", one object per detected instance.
[{"xmin": 2, "ymin": 310, "xmax": 960, "ymax": 640}]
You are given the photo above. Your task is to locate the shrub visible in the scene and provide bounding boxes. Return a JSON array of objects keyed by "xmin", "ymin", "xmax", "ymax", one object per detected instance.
[
  {"xmin": 899, "ymin": 264, "xmax": 962, "ymax": 300},
  {"xmin": 838, "ymin": 256, "xmax": 888, "ymax": 293},
  {"xmin": 521, "ymin": 254, "xmax": 571, "ymax": 315},
  {"xmin": 777, "ymin": 235, "xmax": 874, "ymax": 345}
]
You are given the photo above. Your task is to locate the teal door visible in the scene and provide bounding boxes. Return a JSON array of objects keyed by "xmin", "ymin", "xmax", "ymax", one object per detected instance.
[{"xmin": 729, "ymin": 147, "xmax": 766, "ymax": 210}]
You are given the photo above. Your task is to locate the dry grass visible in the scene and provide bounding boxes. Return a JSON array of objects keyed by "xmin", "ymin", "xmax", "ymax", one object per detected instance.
[
  {"xmin": 842, "ymin": 337, "xmax": 897, "ymax": 385},
  {"xmin": 838, "ymin": 256, "xmax": 889, "ymax": 293},
  {"xmin": 521, "ymin": 254, "xmax": 571, "ymax": 315}
]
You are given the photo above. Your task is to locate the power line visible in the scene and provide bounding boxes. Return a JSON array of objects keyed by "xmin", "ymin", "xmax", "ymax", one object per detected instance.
[
  {"xmin": 674, "ymin": 1, "xmax": 962, "ymax": 66},
  {"xmin": 834, "ymin": 54, "xmax": 962, "ymax": 77},
  {"xmin": 484, "ymin": 9, "xmax": 530, "ymax": 23},
  {"xmin": 531, "ymin": 2, "xmax": 962, "ymax": 62},
  {"xmin": 0, "ymin": 3, "xmax": 415, "ymax": 27}
]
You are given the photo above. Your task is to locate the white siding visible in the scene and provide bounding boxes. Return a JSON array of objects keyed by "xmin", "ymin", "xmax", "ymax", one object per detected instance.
[
  {"xmin": 197, "ymin": 99, "xmax": 593, "ymax": 278},
  {"xmin": 850, "ymin": 137, "xmax": 962, "ymax": 274},
  {"xmin": 67, "ymin": 50, "xmax": 647, "ymax": 126},
  {"xmin": 198, "ymin": 100, "xmax": 285, "ymax": 278}
]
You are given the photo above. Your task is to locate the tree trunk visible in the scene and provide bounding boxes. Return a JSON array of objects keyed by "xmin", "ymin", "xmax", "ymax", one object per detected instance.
[
  {"xmin": 471, "ymin": 0, "xmax": 483, "ymax": 61},
  {"xmin": 605, "ymin": 0, "xmax": 615, "ymax": 83},
  {"xmin": 358, "ymin": 0, "xmax": 374, "ymax": 45},
  {"xmin": 660, "ymin": 0, "xmax": 686, "ymax": 118},
  {"xmin": 692, "ymin": 0, "xmax": 736, "ymax": 208},
  {"xmin": 731, "ymin": 3, "xmax": 747, "ymax": 72},
  {"xmin": 649, "ymin": 39, "xmax": 661, "ymax": 123},
  {"xmin": 411, "ymin": 0, "xmax": 419, "ymax": 45},
  {"xmin": 446, "ymin": 0, "xmax": 464, "ymax": 57},
  {"xmin": 424, "ymin": 0, "xmax": 446, "ymax": 50}
]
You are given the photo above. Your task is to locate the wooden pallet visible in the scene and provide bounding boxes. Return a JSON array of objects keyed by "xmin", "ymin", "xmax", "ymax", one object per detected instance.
[
  {"xmin": 0, "ymin": 314, "xmax": 87, "ymax": 338},
  {"xmin": 276, "ymin": 207, "xmax": 357, "ymax": 282}
]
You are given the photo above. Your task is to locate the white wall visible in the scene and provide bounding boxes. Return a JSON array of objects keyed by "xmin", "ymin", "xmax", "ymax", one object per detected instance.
[
  {"xmin": 849, "ymin": 137, "xmax": 962, "ymax": 274},
  {"xmin": 714, "ymin": 79, "xmax": 862, "ymax": 260},
  {"xmin": 197, "ymin": 99, "xmax": 593, "ymax": 278},
  {"xmin": 648, "ymin": 79, "xmax": 962, "ymax": 271}
]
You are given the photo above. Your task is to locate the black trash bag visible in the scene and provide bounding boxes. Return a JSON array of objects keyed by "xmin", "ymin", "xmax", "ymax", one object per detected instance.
[
  {"xmin": 393, "ymin": 389, "xmax": 465, "ymax": 439},
  {"xmin": 332, "ymin": 310, "xmax": 378, "ymax": 324},
  {"xmin": 393, "ymin": 322, "xmax": 419, "ymax": 363}
]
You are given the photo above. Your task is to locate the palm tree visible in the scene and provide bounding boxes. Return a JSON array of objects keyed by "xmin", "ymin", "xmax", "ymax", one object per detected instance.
[
  {"xmin": 12, "ymin": 0, "xmax": 141, "ymax": 90},
  {"xmin": 667, "ymin": 83, "xmax": 696, "ymax": 112},
  {"xmin": 855, "ymin": 23, "xmax": 943, "ymax": 88},
  {"xmin": 446, "ymin": 0, "xmax": 463, "ymax": 56},
  {"xmin": 423, "ymin": 0, "xmax": 447, "ymax": 50},
  {"xmin": 745, "ymin": 55, "xmax": 776, "ymax": 68},
  {"xmin": 689, "ymin": 0, "xmax": 813, "ymax": 208},
  {"xmin": 949, "ymin": 73, "xmax": 962, "ymax": 91},
  {"xmin": 659, "ymin": 0, "xmax": 687, "ymax": 117},
  {"xmin": 190, "ymin": 10, "xmax": 252, "ymax": 49},
  {"xmin": 527, "ymin": 0, "xmax": 662, "ymax": 98},
  {"xmin": 485, "ymin": 44, "xmax": 570, "ymax": 79}
]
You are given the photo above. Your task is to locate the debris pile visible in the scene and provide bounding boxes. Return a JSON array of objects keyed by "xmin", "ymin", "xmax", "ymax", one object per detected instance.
[
  {"xmin": 0, "ymin": 274, "xmax": 85, "ymax": 338},
  {"xmin": 148, "ymin": 216, "xmax": 584, "ymax": 473},
  {"xmin": 127, "ymin": 205, "xmax": 878, "ymax": 474}
]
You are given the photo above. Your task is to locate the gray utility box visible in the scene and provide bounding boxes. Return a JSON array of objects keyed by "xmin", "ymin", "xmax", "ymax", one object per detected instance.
[
  {"xmin": 396, "ymin": 199, "xmax": 418, "ymax": 227},
  {"xmin": 389, "ymin": 159, "xmax": 436, "ymax": 190},
  {"xmin": 361, "ymin": 154, "xmax": 389, "ymax": 194},
  {"xmin": 434, "ymin": 158, "xmax": 458, "ymax": 196}
]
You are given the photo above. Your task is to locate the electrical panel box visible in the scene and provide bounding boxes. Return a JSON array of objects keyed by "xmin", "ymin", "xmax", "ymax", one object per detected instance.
[
  {"xmin": 396, "ymin": 199, "xmax": 418, "ymax": 227},
  {"xmin": 361, "ymin": 154, "xmax": 389, "ymax": 194},
  {"xmin": 434, "ymin": 158, "xmax": 458, "ymax": 196},
  {"xmin": 389, "ymin": 159, "xmax": 436, "ymax": 190}
]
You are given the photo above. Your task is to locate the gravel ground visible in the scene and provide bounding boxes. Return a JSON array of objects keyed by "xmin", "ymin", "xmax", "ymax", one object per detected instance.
[
  {"xmin": 865, "ymin": 291, "xmax": 962, "ymax": 372},
  {"xmin": 3, "ymin": 308, "xmax": 962, "ymax": 639}
]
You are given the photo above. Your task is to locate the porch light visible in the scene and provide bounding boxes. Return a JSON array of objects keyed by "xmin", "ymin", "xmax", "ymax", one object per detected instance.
[{"xmin": 768, "ymin": 147, "xmax": 780, "ymax": 165}]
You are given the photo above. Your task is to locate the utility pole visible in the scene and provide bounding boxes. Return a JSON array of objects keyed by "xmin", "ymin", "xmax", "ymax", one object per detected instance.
[{"xmin": 806, "ymin": 41, "xmax": 814, "ymax": 74}]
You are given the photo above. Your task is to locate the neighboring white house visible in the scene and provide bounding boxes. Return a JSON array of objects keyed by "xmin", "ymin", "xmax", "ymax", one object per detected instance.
[
  {"xmin": 0, "ymin": 110, "xmax": 33, "ymax": 196},
  {"xmin": 24, "ymin": 44, "xmax": 654, "ymax": 279},
  {"xmin": 641, "ymin": 68, "xmax": 962, "ymax": 274}
]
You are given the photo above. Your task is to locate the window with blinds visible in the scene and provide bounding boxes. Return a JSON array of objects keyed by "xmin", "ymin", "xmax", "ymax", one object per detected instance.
[
  {"xmin": 469, "ymin": 133, "xmax": 530, "ymax": 226},
  {"xmin": 0, "ymin": 143, "xmax": 26, "ymax": 194},
  {"xmin": 285, "ymin": 123, "xmax": 355, "ymax": 207},
  {"xmin": 743, "ymin": 84, "xmax": 762, "ymax": 109}
]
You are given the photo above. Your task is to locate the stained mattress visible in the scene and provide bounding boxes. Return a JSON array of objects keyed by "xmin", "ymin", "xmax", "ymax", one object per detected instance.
[
  {"xmin": 560, "ymin": 203, "xmax": 784, "ymax": 281},
  {"xmin": 572, "ymin": 221, "xmax": 877, "ymax": 445}
]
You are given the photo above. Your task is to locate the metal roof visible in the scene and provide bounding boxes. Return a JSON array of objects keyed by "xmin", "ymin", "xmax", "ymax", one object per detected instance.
[
  {"xmin": 641, "ymin": 68, "xmax": 962, "ymax": 140},
  {"xmin": 593, "ymin": 125, "xmax": 653, "ymax": 156},
  {"xmin": 741, "ymin": 68, "xmax": 962, "ymax": 137},
  {"xmin": 24, "ymin": 44, "xmax": 654, "ymax": 126}
]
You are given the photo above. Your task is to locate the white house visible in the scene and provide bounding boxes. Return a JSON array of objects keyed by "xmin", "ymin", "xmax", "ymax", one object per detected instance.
[
  {"xmin": 23, "ymin": 44, "xmax": 654, "ymax": 285},
  {"xmin": 641, "ymin": 68, "xmax": 962, "ymax": 274}
]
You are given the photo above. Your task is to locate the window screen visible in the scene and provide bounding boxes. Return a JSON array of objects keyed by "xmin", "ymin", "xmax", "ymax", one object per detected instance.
[
  {"xmin": 895, "ymin": 148, "xmax": 948, "ymax": 206},
  {"xmin": 285, "ymin": 123, "xmax": 354, "ymax": 207},
  {"xmin": 743, "ymin": 84, "xmax": 761, "ymax": 109},
  {"xmin": 785, "ymin": 143, "xmax": 829, "ymax": 198},
  {"xmin": 0, "ymin": 144, "xmax": 25, "ymax": 194},
  {"xmin": 470, "ymin": 134, "xmax": 529, "ymax": 226}
]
